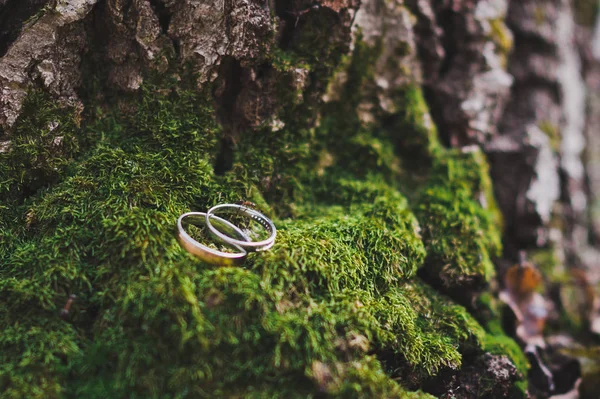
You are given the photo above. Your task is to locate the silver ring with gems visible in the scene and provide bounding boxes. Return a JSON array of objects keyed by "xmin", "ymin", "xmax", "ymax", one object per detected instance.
[{"xmin": 205, "ymin": 203, "xmax": 276, "ymax": 252}]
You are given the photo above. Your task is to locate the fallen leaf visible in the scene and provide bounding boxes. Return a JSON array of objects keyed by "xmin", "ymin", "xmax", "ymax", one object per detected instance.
[{"xmin": 504, "ymin": 256, "xmax": 542, "ymax": 297}]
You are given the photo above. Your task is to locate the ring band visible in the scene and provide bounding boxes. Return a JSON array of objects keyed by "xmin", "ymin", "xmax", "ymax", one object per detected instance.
[
  {"xmin": 177, "ymin": 212, "xmax": 250, "ymax": 265},
  {"xmin": 205, "ymin": 204, "xmax": 277, "ymax": 252}
]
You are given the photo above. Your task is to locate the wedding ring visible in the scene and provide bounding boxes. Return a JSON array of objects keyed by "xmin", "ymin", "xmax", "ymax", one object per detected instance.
[
  {"xmin": 177, "ymin": 212, "xmax": 250, "ymax": 265},
  {"xmin": 205, "ymin": 204, "xmax": 276, "ymax": 252}
]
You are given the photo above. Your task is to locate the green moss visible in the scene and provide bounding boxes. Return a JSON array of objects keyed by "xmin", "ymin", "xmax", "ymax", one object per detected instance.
[
  {"xmin": 488, "ymin": 19, "xmax": 513, "ymax": 66},
  {"xmin": 269, "ymin": 47, "xmax": 311, "ymax": 73},
  {"xmin": 415, "ymin": 149, "xmax": 502, "ymax": 289},
  {"xmin": 386, "ymin": 85, "xmax": 442, "ymax": 173},
  {"xmin": 0, "ymin": 140, "xmax": 475, "ymax": 395},
  {"xmin": 0, "ymin": 73, "xmax": 484, "ymax": 397},
  {"xmin": 475, "ymin": 293, "xmax": 529, "ymax": 397},
  {"xmin": 312, "ymin": 34, "xmax": 439, "ymax": 189},
  {"xmin": 306, "ymin": 357, "xmax": 437, "ymax": 398},
  {"xmin": 538, "ymin": 120, "xmax": 561, "ymax": 152},
  {"xmin": 483, "ymin": 334, "xmax": 529, "ymax": 398},
  {"xmin": 0, "ymin": 90, "xmax": 80, "ymax": 201},
  {"xmin": 476, "ymin": 292, "xmax": 495, "ymax": 312},
  {"xmin": 0, "ymin": 28, "xmax": 519, "ymax": 398},
  {"xmin": 313, "ymin": 34, "xmax": 395, "ymax": 178},
  {"xmin": 483, "ymin": 334, "xmax": 529, "ymax": 376}
]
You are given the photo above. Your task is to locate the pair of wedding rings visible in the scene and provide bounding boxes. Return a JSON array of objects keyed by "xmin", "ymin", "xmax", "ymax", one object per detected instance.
[{"xmin": 177, "ymin": 203, "xmax": 276, "ymax": 266}]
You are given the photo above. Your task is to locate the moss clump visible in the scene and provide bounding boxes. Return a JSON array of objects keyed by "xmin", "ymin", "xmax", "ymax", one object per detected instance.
[
  {"xmin": 415, "ymin": 149, "xmax": 502, "ymax": 290},
  {"xmin": 253, "ymin": 212, "xmax": 482, "ymax": 372},
  {"xmin": 0, "ymin": 151, "xmax": 476, "ymax": 396},
  {"xmin": 0, "ymin": 27, "xmax": 520, "ymax": 398},
  {"xmin": 0, "ymin": 90, "xmax": 80, "ymax": 201},
  {"xmin": 483, "ymin": 333, "xmax": 529, "ymax": 398},
  {"xmin": 327, "ymin": 34, "xmax": 505, "ymax": 294},
  {"xmin": 307, "ymin": 357, "xmax": 437, "ymax": 398},
  {"xmin": 256, "ymin": 202, "xmax": 424, "ymax": 293},
  {"xmin": 313, "ymin": 34, "xmax": 403, "ymax": 181},
  {"xmin": 312, "ymin": 33, "xmax": 440, "ymax": 194},
  {"xmin": 384, "ymin": 85, "xmax": 442, "ymax": 174},
  {"xmin": 0, "ymin": 70, "xmax": 488, "ymax": 397},
  {"xmin": 483, "ymin": 333, "xmax": 529, "ymax": 376},
  {"xmin": 474, "ymin": 292, "xmax": 530, "ymax": 397},
  {"xmin": 0, "ymin": 81, "xmax": 224, "ymax": 397}
]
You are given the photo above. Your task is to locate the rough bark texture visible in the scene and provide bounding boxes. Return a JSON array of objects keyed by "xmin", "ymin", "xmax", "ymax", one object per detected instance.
[{"xmin": 0, "ymin": 0, "xmax": 598, "ymax": 398}]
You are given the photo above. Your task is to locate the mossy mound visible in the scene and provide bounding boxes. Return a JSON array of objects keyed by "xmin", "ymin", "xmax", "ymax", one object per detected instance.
[
  {"xmin": 0, "ymin": 90, "xmax": 80, "ymax": 201},
  {"xmin": 0, "ymin": 32, "xmax": 524, "ymax": 398},
  {"xmin": 416, "ymin": 149, "xmax": 502, "ymax": 291}
]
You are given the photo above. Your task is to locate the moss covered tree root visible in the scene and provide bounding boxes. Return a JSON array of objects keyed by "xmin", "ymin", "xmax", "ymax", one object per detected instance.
[{"xmin": 0, "ymin": 35, "xmax": 527, "ymax": 399}]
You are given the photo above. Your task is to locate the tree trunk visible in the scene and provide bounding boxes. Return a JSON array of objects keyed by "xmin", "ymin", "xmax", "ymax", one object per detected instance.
[{"xmin": 0, "ymin": 0, "xmax": 598, "ymax": 398}]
